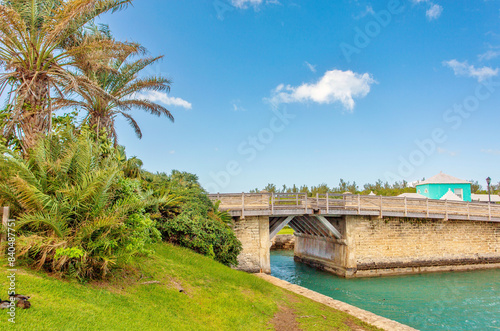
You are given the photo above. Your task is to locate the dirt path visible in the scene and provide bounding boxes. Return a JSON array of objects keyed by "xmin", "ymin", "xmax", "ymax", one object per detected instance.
[{"xmin": 270, "ymin": 305, "xmax": 302, "ymax": 331}]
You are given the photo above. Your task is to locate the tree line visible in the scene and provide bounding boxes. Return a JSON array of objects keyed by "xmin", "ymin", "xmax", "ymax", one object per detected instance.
[
  {"xmin": 250, "ymin": 179, "xmax": 416, "ymax": 196},
  {"xmin": 250, "ymin": 179, "xmax": 500, "ymax": 196}
]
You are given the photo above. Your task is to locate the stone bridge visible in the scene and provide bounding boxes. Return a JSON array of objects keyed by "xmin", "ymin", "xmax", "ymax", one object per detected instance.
[{"xmin": 209, "ymin": 193, "xmax": 500, "ymax": 278}]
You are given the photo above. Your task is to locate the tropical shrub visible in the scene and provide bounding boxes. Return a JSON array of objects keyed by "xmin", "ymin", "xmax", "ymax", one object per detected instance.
[
  {"xmin": 146, "ymin": 170, "xmax": 242, "ymax": 266},
  {"xmin": 0, "ymin": 131, "xmax": 164, "ymax": 280},
  {"xmin": 158, "ymin": 213, "xmax": 241, "ymax": 267}
]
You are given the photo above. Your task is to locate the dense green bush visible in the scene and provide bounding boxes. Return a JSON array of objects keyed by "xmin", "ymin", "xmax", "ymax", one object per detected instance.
[
  {"xmin": 0, "ymin": 131, "xmax": 163, "ymax": 280},
  {"xmin": 146, "ymin": 170, "xmax": 242, "ymax": 267},
  {"xmin": 158, "ymin": 213, "xmax": 241, "ymax": 267}
]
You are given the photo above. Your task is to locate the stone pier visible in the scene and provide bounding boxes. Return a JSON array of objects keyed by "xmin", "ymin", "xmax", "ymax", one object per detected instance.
[{"xmin": 232, "ymin": 216, "xmax": 271, "ymax": 273}]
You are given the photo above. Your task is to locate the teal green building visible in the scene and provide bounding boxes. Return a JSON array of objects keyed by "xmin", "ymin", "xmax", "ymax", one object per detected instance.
[{"xmin": 416, "ymin": 172, "xmax": 472, "ymax": 202}]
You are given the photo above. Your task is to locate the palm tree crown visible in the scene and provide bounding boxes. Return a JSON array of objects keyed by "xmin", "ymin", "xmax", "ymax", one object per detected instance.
[
  {"xmin": 0, "ymin": 0, "xmax": 133, "ymax": 152},
  {"xmin": 56, "ymin": 49, "xmax": 174, "ymax": 144}
]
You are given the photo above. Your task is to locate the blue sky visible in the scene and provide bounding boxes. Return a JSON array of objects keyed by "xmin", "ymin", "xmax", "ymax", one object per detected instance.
[{"xmin": 97, "ymin": 0, "xmax": 500, "ymax": 192}]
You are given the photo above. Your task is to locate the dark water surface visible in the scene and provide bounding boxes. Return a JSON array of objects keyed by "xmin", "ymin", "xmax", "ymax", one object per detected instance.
[{"xmin": 270, "ymin": 250, "xmax": 499, "ymax": 330}]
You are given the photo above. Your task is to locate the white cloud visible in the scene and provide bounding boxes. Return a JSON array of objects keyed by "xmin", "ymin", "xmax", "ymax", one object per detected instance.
[
  {"xmin": 231, "ymin": 99, "xmax": 246, "ymax": 112},
  {"xmin": 437, "ymin": 147, "xmax": 457, "ymax": 156},
  {"xmin": 478, "ymin": 50, "xmax": 500, "ymax": 61},
  {"xmin": 138, "ymin": 91, "xmax": 192, "ymax": 109},
  {"xmin": 443, "ymin": 59, "xmax": 499, "ymax": 82},
  {"xmin": 304, "ymin": 61, "xmax": 317, "ymax": 73},
  {"xmin": 481, "ymin": 149, "xmax": 500, "ymax": 156},
  {"xmin": 412, "ymin": 0, "xmax": 443, "ymax": 20},
  {"xmin": 353, "ymin": 5, "xmax": 375, "ymax": 19},
  {"xmin": 426, "ymin": 4, "xmax": 443, "ymax": 20},
  {"xmin": 269, "ymin": 69, "xmax": 376, "ymax": 111},
  {"xmin": 169, "ymin": 150, "xmax": 175, "ymax": 154},
  {"xmin": 231, "ymin": 0, "xmax": 279, "ymax": 9},
  {"xmin": 231, "ymin": 0, "xmax": 262, "ymax": 8}
]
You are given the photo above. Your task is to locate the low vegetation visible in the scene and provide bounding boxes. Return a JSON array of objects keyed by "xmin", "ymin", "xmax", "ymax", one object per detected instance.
[{"xmin": 278, "ymin": 226, "xmax": 295, "ymax": 235}]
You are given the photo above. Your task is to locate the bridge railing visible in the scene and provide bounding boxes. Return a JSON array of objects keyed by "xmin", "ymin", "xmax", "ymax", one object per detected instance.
[{"xmin": 208, "ymin": 193, "xmax": 500, "ymax": 221}]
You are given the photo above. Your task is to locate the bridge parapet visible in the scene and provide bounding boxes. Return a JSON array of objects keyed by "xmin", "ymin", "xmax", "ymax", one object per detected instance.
[{"xmin": 209, "ymin": 193, "xmax": 500, "ymax": 222}]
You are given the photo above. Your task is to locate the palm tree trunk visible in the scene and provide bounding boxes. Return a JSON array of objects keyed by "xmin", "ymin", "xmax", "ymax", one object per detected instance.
[{"xmin": 19, "ymin": 80, "xmax": 50, "ymax": 153}]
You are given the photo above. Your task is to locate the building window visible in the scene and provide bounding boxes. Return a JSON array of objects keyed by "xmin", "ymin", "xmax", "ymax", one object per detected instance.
[
  {"xmin": 425, "ymin": 189, "xmax": 428, "ymax": 193},
  {"xmin": 418, "ymin": 189, "xmax": 421, "ymax": 193},
  {"xmin": 454, "ymin": 188, "xmax": 463, "ymax": 200}
]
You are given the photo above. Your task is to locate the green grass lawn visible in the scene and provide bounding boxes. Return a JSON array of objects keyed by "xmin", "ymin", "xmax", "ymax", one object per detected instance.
[
  {"xmin": 0, "ymin": 243, "xmax": 380, "ymax": 330},
  {"xmin": 278, "ymin": 226, "xmax": 295, "ymax": 235}
]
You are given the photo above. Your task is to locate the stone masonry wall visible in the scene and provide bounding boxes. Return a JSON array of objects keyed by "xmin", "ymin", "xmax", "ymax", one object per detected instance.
[
  {"xmin": 231, "ymin": 216, "xmax": 270, "ymax": 273},
  {"xmin": 271, "ymin": 234, "xmax": 295, "ymax": 250},
  {"xmin": 348, "ymin": 216, "xmax": 500, "ymax": 274}
]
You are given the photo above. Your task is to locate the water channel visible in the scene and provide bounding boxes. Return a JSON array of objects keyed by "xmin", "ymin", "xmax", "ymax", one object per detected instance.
[{"xmin": 270, "ymin": 250, "xmax": 499, "ymax": 330}]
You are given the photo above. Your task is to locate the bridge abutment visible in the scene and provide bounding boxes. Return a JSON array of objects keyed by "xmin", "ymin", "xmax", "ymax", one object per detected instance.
[
  {"xmin": 232, "ymin": 216, "xmax": 271, "ymax": 273},
  {"xmin": 294, "ymin": 234, "xmax": 354, "ymax": 277},
  {"xmin": 294, "ymin": 215, "xmax": 500, "ymax": 278},
  {"xmin": 293, "ymin": 217, "xmax": 357, "ymax": 277}
]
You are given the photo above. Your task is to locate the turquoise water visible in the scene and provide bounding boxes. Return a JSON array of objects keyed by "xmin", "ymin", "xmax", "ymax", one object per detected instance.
[{"xmin": 270, "ymin": 250, "xmax": 500, "ymax": 330}]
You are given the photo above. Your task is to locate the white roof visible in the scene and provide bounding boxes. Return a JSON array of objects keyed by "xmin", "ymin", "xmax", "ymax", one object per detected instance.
[
  {"xmin": 471, "ymin": 194, "xmax": 500, "ymax": 202},
  {"xmin": 417, "ymin": 172, "xmax": 470, "ymax": 185},
  {"xmin": 440, "ymin": 189, "xmax": 463, "ymax": 201},
  {"xmin": 398, "ymin": 193, "xmax": 427, "ymax": 199},
  {"xmin": 368, "ymin": 191, "xmax": 376, "ymax": 196}
]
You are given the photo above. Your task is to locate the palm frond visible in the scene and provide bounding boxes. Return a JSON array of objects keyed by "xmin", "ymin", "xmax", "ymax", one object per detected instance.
[{"xmin": 119, "ymin": 99, "xmax": 174, "ymax": 121}]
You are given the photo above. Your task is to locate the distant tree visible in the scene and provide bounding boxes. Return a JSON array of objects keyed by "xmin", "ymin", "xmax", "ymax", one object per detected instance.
[
  {"xmin": 310, "ymin": 183, "xmax": 329, "ymax": 195},
  {"xmin": 338, "ymin": 179, "xmax": 348, "ymax": 192},
  {"xmin": 347, "ymin": 181, "xmax": 358, "ymax": 193},
  {"xmin": 469, "ymin": 180, "xmax": 482, "ymax": 193},
  {"xmin": 299, "ymin": 185, "xmax": 310, "ymax": 193},
  {"xmin": 264, "ymin": 183, "xmax": 277, "ymax": 193},
  {"xmin": 493, "ymin": 182, "xmax": 500, "ymax": 194}
]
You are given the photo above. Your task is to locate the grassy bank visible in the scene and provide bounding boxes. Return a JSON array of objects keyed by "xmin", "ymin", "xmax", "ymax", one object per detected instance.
[
  {"xmin": 278, "ymin": 226, "xmax": 295, "ymax": 235},
  {"xmin": 0, "ymin": 243, "xmax": 380, "ymax": 330}
]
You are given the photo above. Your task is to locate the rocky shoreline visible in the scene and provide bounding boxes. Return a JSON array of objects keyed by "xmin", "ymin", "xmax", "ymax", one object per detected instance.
[{"xmin": 271, "ymin": 234, "xmax": 295, "ymax": 250}]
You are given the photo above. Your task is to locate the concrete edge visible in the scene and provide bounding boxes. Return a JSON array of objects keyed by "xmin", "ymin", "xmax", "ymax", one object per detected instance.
[{"xmin": 255, "ymin": 273, "xmax": 418, "ymax": 331}]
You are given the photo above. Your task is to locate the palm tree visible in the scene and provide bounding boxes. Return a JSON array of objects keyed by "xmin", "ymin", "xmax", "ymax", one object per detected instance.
[
  {"xmin": 55, "ymin": 48, "xmax": 174, "ymax": 145},
  {"xmin": 0, "ymin": 0, "xmax": 133, "ymax": 153}
]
